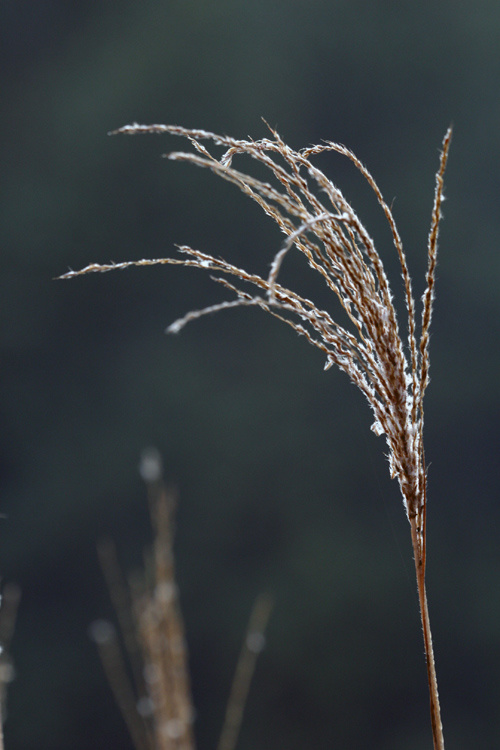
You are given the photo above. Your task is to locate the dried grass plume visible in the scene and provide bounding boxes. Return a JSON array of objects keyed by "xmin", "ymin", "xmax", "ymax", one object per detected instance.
[{"xmin": 62, "ymin": 122, "xmax": 452, "ymax": 750}]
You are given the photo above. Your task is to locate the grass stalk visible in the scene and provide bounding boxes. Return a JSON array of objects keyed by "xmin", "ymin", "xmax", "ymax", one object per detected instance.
[
  {"xmin": 410, "ymin": 511, "xmax": 444, "ymax": 750},
  {"xmin": 65, "ymin": 122, "xmax": 452, "ymax": 746},
  {"xmin": 93, "ymin": 449, "xmax": 271, "ymax": 750},
  {"xmin": 216, "ymin": 594, "xmax": 273, "ymax": 750},
  {"xmin": 0, "ymin": 582, "xmax": 21, "ymax": 750}
]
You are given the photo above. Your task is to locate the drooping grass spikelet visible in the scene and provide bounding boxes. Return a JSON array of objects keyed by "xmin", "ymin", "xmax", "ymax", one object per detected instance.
[
  {"xmin": 62, "ymin": 123, "xmax": 451, "ymax": 750},
  {"xmin": 61, "ymin": 123, "xmax": 450, "ymax": 528}
]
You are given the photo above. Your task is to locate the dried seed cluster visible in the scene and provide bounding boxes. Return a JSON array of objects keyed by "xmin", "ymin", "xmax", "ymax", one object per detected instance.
[
  {"xmin": 63, "ymin": 122, "xmax": 451, "ymax": 750},
  {"xmin": 62, "ymin": 123, "xmax": 451, "ymax": 561}
]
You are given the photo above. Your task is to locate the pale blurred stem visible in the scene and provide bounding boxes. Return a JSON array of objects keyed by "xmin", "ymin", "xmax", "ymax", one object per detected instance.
[
  {"xmin": 216, "ymin": 594, "xmax": 273, "ymax": 750},
  {"xmin": 410, "ymin": 515, "xmax": 444, "ymax": 750},
  {"xmin": 0, "ymin": 696, "xmax": 4, "ymax": 750}
]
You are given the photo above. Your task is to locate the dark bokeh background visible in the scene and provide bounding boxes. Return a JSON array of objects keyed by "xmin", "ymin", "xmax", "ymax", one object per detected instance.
[{"xmin": 1, "ymin": 1, "xmax": 499, "ymax": 748}]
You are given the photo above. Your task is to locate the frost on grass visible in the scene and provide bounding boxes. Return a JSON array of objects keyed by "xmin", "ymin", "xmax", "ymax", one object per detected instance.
[{"xmin": 60, "ymin": 123, "xmax": 451, "ymax": 556}]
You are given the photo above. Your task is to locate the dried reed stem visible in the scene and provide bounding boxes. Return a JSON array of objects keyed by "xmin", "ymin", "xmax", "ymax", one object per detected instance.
[
  {"xmin": 67, "ymin": 123, "xmax": 452, "ymax": 748},
  {"xmin": 0, "ymin": 583, "xmax": 21, "ymax": 750},
  {"xmin": 93, "ymin": 450, "xmax": 271, "ymax": 750},
  {"xmin": 137, "ymin": 479, "xmax": 195, "ymax": 750},
  {"xmin": 90, "ymin": 618, "xmax": 152, "ymax": 750},
  {"xmin": 411, "ymin": 515, "xmax": 444, "ymax": 750},
  {"xmin": 97, "ymin": 539, "xmax": 148, "ymax": 698},
  {"xmin": 217, "ymin": 594, "xmax": 273, "ymax": 750},
  {"xmin": 91, "ymin": 451, "xmax": 195, "ymax": 750}
]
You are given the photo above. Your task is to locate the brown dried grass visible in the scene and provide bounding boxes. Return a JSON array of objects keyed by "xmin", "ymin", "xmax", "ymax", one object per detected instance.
[
  {"xmin": 66, "ymin": 123, "xmax": 452, "ymax": 749},
  {"xmin": 92, "ymin": 466, "xmax": 195, "ymax": 750},
  {"xmin": 92, "ymin": 449, "xmax": 272, "ymax": 750}
]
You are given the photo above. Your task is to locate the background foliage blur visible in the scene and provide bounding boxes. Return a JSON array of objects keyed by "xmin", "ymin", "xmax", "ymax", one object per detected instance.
[{"xmin": 1, "ymin": 1, "xmax": 500, "ymax": 748}]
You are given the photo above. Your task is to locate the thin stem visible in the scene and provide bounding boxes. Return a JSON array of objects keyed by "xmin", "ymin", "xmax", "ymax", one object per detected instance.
[
  {"xmin": 216, "ymin": 594, "xmax": 273, "ymax": 750},
  {"xmin": 410, "ymin": 516, "xmax": 444, "ymax": 750},
  {"xmin": 0, "ymin": 694, "xmax": 4, "ymax": 750}
]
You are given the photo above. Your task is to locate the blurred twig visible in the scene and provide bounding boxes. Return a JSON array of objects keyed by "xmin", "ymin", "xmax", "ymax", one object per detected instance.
[
  {"xmin": 89, "ymin": 618, "xmax": 152, "ymax": 750},
  {"xmin": 0, "ymin": 582, "xmax": 21, "ymax": 750},
  {"xmin": 216, "ymin": 594, "xmax": 273, "ymax": 750},
  {"xmin": 97, "ymin": 539, "xmax": 148, "ymax": 706}
]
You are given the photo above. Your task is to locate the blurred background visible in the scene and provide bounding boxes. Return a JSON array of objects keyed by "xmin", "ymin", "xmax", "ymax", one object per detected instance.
[{"xmin": 1, "ymin": 1, "xmax": 499, "ymax": 748}]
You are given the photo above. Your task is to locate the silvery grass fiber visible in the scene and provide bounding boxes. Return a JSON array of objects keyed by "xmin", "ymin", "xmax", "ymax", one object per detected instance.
[{"xmin": 61, "ymin": 123, "xmax": 452, "ymax": 749}]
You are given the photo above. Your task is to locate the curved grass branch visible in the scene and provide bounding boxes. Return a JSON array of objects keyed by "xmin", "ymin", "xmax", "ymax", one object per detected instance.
[{"xmin": 61, "ymin": 122, "xmax": 451, "ymax": 749}]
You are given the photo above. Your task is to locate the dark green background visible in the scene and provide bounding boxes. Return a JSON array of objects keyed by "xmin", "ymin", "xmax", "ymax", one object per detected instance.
[{"xmin": 1, "ymin": 1, "xmax": 499, "ymax": 747}]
